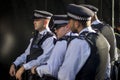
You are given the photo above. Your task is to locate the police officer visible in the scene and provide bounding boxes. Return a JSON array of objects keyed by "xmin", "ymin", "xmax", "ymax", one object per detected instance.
[
  {"xmin": 114, "ymin": 22, "xmax": 120, "ymax": 55},
  {"xmin": 114, "ymin": 22, "xmax": 120, "ymax": 80},
  {"xmin": 82, "ymin": 4, "xmax": 118, "ymax": 62},
  {"xmin": 9, "ymin": 10, "xmax": 55, "ymax": 80},
  {"xmin": 31, "ymin": 14, "xmax": 78, "ymax": 80},
  {"xmin": 81, "ymin": 4, "xmax": 118, "ymax": 80},
  {"xmin": 58, "ymin": 4, "xmax": 110, "ymax": 80}
]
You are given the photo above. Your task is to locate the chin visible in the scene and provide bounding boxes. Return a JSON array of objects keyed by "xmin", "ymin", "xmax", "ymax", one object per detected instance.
[{"xmin": 34, "ymin": 28, "xmax": 38, "ymax": 31}]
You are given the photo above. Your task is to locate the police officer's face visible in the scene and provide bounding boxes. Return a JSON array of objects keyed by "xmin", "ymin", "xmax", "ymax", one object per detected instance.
[
  {"xmin": 33, "ymin": 19, "xmax": 45, "ymax": 31},
  {"xmin": 55, "ymin": 25, "xmax": 67, "ymax": 39},
  {"xmin": 68, "ymin": 19, "xmax": 78, "ymax": 33}
]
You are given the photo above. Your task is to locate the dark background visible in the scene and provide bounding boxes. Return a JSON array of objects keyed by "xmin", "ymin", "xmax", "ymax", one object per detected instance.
[{"xmin": 0, "ymin": 0, "xmax": 120, "ymax": 80}]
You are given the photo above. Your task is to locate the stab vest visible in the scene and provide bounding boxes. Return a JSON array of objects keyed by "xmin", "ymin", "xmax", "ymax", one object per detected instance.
[
  {"xmin": 92, "ymin": 22, "xmax": 115, "ymax": 63},
  {"xmin": 75, "ymin": 31, "xmax": 109, "ymax": 80},
  {"xmin": 26, "ymin": 32, "xmax": 53, "ymax": 62},
  {"xmin": 91, "ymin": 23, "xmax": 111, "ymax": 33},
  {"xmin": 58, "ymin": 35, "xmax": 78, "ymax": 47}
]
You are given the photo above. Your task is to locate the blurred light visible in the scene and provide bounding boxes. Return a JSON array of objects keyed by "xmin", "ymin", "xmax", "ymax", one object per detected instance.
[{"xmin": 1, "ymin": 32, "xmax": 16, "ymax": 57}]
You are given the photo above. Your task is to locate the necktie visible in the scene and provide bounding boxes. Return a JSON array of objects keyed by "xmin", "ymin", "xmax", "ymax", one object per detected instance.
[
  {"xmin": 35, "ymin": 34, "xmax": 42, "ymax": 44},
  {"xmin": 38, "ymin": 33, "xmax": 42, "ymax": 39}
]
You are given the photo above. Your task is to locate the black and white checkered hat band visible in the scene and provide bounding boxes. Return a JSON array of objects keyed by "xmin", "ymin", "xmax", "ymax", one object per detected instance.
[
  {"xmin": 54, "ymin": 20, "xmax": 68, "ymax": 25},
  {"xmin": 34, "ymin": 13, "xmax": 51, "ymax": 19},
  {"xmin": 67, "ymin": 12, "xmax": 91, "ymax": 21}
]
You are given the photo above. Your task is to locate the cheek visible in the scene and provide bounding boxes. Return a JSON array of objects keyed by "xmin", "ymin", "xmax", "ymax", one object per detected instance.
[
  {"xmin": 57, "ymin": 30, "xmax": 61, "ymax": 35},
  {"xmin": 58, "ymin": 29, "xmax": 63, "ymax": 35},
  {"xmin": 55, "ymin": 30, "xmax": 59, "ymax": 36},
  {"xmin": 71, "ymin": 25, "xmax": 75, "ymax": 30}
]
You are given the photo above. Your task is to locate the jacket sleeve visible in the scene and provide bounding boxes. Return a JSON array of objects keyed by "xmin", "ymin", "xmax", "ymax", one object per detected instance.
[
  {"xmin": 13, "ymin": 38, "xmax": 33, "ymax": 67},
  {"xmin": 23, "ymin": 37, "xmax": 54, "ymax": 70}
]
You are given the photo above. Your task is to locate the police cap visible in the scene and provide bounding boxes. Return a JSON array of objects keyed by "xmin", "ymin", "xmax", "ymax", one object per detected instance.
[
  {"xmin": 33, "ymin": 10, "xmax": 53, "ymax": 19},
  {"xmin": 49, "ymin": 15, "xmax": 68, "ymax": 32},
  {"xmin": 81, "ymin": 4, "xmax": 98, "ymax": 13},
  {"xmin": 67, "ymin": 4, "xmax": 94, "ymax": 21}
]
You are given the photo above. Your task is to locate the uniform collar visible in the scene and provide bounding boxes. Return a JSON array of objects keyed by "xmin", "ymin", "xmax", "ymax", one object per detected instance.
[
  {"xmin": 39, "ymin": 29, "xmax": 48, "ymax": 35},
  {"xmin": 65, "ymin": 31, "xmax": 72, "ymax": 36},
  {"xmin": 92, "ymin": 19, "xmax": 101, "ymax": 25},
  {"xmin": 79, "ymin": 26, "xmax": 96, "ymax": 35},
  {"xmin": 65, "ymin": 31, "xmax": 78, "ymax": 36}
]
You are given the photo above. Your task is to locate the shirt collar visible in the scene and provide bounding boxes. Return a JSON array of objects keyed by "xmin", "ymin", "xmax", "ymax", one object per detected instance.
[
  {"xmin": 65, "ymin": 31, "xmax": 79, "ymax": 36},
  {"xmin": 39, "ymin": 29, "xmax": 48, "ymax": 35},
  {"xmin": 79, "ymin": 26, "xmax": 96, "ymax": 35},
  {"xmin": 92, "ymin": 19, "xmax": 101, "ymax": 25}
]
